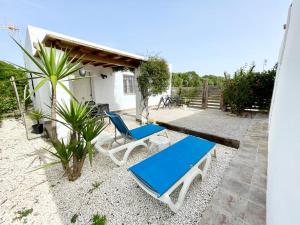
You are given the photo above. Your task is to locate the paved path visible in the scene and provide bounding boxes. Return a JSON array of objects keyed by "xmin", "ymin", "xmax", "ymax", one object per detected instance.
[{"xmin": 200, "ymin": 114, "xmax": 268, "ymax": 225}]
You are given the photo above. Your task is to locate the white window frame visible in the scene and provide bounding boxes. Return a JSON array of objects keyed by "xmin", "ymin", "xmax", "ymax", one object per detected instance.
[{"xmin": 123, "ymin": 74, "xmax": 135, "ymax": 95}]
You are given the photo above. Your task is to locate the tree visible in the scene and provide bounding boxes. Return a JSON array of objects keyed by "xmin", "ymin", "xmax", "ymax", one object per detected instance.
[
  {"xmin": 137, "ymin": 56, "xmax": 170, "ymax": 122},
  {"xmin": 13, "ymin": 39, "xmax": 82, "ymax": 139}
]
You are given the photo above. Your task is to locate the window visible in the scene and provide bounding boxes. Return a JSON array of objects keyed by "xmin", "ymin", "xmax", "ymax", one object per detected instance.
[{"xmin": 123, "ymin": 75, "xmax": 134, "ymax": 94}]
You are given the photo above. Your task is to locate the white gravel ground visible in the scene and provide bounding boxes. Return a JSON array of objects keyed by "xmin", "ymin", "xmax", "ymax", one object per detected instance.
[{"xmin": 0, "ymin": 119, "xmax": 236, "ymax": 225}]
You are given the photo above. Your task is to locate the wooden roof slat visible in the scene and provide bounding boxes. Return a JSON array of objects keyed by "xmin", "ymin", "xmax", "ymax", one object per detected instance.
[{"xmin": 33, "ymin": 34, "xmax": 145, "ymax": 68}]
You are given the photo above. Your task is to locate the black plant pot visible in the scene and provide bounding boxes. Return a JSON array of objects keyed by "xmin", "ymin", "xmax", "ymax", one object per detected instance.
[{"xmin": 32, "ymin": 124, "xmax": 44, "ymax": 134}]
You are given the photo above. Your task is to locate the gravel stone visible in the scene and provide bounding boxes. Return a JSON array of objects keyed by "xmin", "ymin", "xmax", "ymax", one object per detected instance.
[{"xmin": 0, "ymin": 119, "xmax": 235, "ymax": 225}]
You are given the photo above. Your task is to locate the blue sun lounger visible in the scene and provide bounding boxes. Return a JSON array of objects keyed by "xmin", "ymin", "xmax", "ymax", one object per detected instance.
[
  {"xmin": 128, "ymin": 135, "xmax": 216, "ymax": 212},
  {"xmin": 95, "ymin": 112, "xmax": 167, "ymax": 166}
]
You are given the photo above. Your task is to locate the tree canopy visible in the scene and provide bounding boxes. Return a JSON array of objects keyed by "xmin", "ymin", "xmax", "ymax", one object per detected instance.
[
  {"xmin": 172, "ymin": 71, "xmax": 224, "ymax": 87},
  {"xmin": 137, "ymin": 56, "xmax": 170, "ymax": 122},
  {"xmin": 138, "ymin": 56, "xmax": 170, "ymax": 99}
]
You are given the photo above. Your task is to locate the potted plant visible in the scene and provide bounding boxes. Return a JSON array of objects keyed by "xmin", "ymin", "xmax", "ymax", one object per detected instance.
[{"xmin": 29, "ymin": 108, "xmax": 44, "ymax": 134}]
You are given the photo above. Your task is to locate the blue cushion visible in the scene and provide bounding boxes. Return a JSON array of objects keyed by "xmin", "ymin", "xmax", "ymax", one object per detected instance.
[
  {"xmin": 130, "ymin": 124, "xmax": 165, "ymax": 140},
  {"xmin": 128, "ymin": 135, "xmax": 216, "ymax": 196}
]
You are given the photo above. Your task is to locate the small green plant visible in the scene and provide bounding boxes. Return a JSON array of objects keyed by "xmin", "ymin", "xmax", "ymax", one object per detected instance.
[
  {"xmin": 13, "ymin": 208, "xmax": 33, "ymax": 222},
  {"xmin": 29, "ymin": 108, "xmax": 44, "ymax": 124},
  {"xmin": 71, "ymin": 214, "xmax": 78, "ymax": 223},
  {"xmin": 88, "ymin": 181, "xmax": 103, "ymax": 194},
  {"xmin": 91, "ymin": 214, "xmax": 106, "ymax": 225}
]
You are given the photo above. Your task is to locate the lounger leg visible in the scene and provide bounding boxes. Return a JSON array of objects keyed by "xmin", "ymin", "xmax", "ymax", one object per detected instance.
[
  {"xmin": 160, "ymin": 167, "xmax": 203, "ymax": 213},
  {"xmin": 109, "ymin": 141, "xmax": 148, "ymax": 166},
  {"xmin": 201, "ymin": 154, "xmax": 211, "ymax": 178},
  {"xmin": 159, "ymin": 153, "xmax": 213, "ymax": 212},
  {"xmin": 211, "ymin": 146, "xmax": 217, "ymax": 158}
]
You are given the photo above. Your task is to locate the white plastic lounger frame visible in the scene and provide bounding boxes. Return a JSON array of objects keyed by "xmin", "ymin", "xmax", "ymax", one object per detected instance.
[
  {"xmin": 95, "ymin": 129, "xmax": 168, "ymax": 166},
  {"xmin": 130, "ymin": 146, "xmax": 217, "ymax": 213}
]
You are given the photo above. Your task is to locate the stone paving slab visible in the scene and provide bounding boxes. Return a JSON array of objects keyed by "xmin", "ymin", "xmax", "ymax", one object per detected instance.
[{"xmin": 199, "ymin": 114, "xmax": 268, "ymax": 225}]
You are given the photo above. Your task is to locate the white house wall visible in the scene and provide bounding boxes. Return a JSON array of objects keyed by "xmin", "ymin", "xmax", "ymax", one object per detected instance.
[
  {"xmin": 268, "ymin": 1, "xmax": 300, "ymax": 225},
  {"xmin": 72, "ymin": 64, "xmax": 169, "ymax": 112},
  {"xmin": 92, "ymin": 69, "xmax": 136, "ymax": 111}
]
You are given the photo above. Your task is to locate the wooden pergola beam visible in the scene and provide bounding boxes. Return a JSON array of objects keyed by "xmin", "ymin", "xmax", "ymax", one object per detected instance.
[
  {"xmin": 34, "ymin": 36, "xmax": 144, "ymax": 68},
  {"xmin": 68, "ymin": 51, "xmax": 139, "ymax": 68}
]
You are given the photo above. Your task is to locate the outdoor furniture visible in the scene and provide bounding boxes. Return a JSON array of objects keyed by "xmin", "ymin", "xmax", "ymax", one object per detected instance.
[
  {"xmin": 128, "ymin": 135, "xmax": 216, "ymax": 212},
  {"xmin": 148, "ymin": 135, "xmax": 171, "ymax": 154},
  {"xmin": 85, "ymin": 101, "xmax": 110, "ymax": 117},
  {"xmin": 95, "ymin": 112, "xmax": 168, "ymax": 166}
]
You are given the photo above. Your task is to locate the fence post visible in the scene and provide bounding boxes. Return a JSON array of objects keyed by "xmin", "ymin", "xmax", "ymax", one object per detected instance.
[
  {"xmin": 10, "ymin": 76, "xmax": 29, "ymax": 139},
  {"xmin": 220, "ymin": 91, "xmax": 226, "ymax": 111},
  {"xmin": 202, "ymin": 80, "xmax": 208, "ymax": 109}
]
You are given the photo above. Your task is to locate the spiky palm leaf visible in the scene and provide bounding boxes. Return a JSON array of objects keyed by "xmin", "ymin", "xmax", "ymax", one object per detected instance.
[
  {"xmin": 56, "ymin": 100, "xmax": 91, "ymax": 133},
  {"xmin": 13, "ymin": 38, "xmax": 82, "ymax": 100},
  {"xmin": 81, "ymin": 118, "xmax": 106, "ymax": 165},
  {"xmin": 49, "ymin": 139, "xmax": 74, "ymax": 165}
]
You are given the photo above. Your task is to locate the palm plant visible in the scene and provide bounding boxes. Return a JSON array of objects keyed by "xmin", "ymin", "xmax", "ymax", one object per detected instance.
[
  {"xmin": 46, "ymin": 100, "xmax": 106, "ymax": 181},
  {"xmin": 29, "ymin": 108, "xmax": 44, "ymax": 125},
  {"xmin": 13, "ymin": 38, "xmax": 82, "ymax": 139}
]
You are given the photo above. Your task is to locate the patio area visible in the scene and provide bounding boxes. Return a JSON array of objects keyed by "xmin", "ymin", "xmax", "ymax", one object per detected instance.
[
  {"xmin": 0, "ymin": 108, "xmax": 268, "ymax": 225},
  {"xmin": 120, "ymin": 107, "xmax": 268, "ymax": 224},
  {"xmin": 122, "ymin": 107, "xmax": 253, "ymax": 141}
]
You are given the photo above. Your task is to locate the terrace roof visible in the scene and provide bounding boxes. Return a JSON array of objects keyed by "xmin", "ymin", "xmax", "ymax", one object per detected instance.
[{"xmin": 34, "ymin": 33, "xmax": 145, "ymax": 68}]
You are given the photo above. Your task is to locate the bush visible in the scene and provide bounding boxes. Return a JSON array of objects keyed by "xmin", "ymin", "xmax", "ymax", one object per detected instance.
[
  {"xmin": 0, "ymin": 61, "xmax": 30, "ymax": 116},
  {"xmin": 223, "ymin": 64, "xmax": 276, "ymax": 114}
]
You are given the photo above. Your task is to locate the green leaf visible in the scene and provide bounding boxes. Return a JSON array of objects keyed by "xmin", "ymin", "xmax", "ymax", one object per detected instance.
[
  {"xmin": 11, "ymin": 37, "xmax": 48, "ymax": 75},
  {"xmin": 25, "ymin": 77, "xmax": 48, "ymax": 100},
  {"xmin": 58, "ymin": 81, "xmax": 78, "ymax": 102},
  {"xmin": 28, "ymin": 161, "xmax": 61, "ymax": 173}
]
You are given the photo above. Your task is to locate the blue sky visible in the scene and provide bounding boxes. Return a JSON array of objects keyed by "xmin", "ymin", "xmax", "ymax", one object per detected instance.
[{"xmin": 0, "ymin": 0, "xmax": 291, "ymax": 75}]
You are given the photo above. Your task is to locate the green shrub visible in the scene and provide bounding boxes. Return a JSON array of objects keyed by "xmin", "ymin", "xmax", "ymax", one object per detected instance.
[
  {"xmin": 0, "ymin": 61, "xmax": 31, "ymax": 117},
  {"xmin": 0, "ymin": 97, "xmax": 17, "ymax": 114},
  {"xmin": 223, "ymin": 64, "xmax": 276, "ymax": 114}
]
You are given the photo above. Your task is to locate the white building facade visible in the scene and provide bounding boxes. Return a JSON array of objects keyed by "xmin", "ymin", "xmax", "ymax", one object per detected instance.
[{"xmin": 24, "ymin": 26, "xmax": 171, "ymax": 139}]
